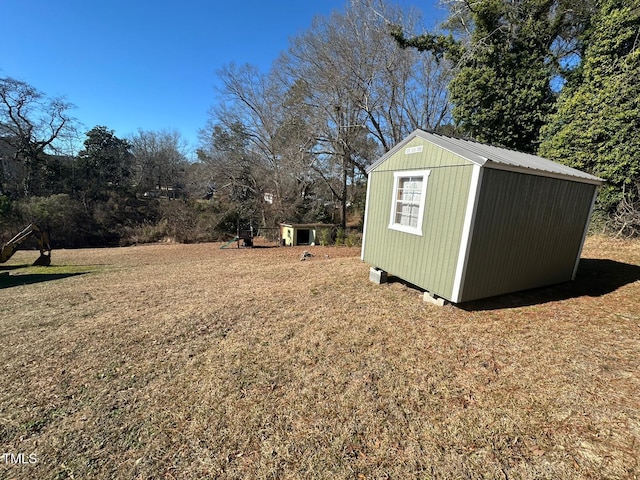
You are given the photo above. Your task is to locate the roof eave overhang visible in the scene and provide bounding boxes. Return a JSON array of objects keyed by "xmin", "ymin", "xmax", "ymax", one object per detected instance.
[
  {"xmin": 366, "ymin": 131, "xmax": 420, "ymax": 174},
  {"xmin": 366, "ymin": 129, "xmax": 487, "ymax": 174},
  {"xmin": 483, "ymin": 160, "xmax": 605, "ymax": 186},
  {"xmin": 368, "ymin": 129, "xmax": 604, "ymax": 186}
]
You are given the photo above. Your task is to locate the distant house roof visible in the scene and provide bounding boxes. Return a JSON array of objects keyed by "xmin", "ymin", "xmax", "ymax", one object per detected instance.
[
  {"xmin": 368, "ymin": 129, "xmax": 604, "ymax": 186},
  {"xmin": 279, "ymin": 223, "xmax": 335, "ymax": 228}
]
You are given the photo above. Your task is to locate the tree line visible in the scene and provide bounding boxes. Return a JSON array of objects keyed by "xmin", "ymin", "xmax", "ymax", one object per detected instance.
[
  {"xmin": 392, "ymin": 0, "xmax": 639, "ymax": 235},
  {"xmin": 2, "ymin": 0, "xmax": 639, "ymax": 249}
]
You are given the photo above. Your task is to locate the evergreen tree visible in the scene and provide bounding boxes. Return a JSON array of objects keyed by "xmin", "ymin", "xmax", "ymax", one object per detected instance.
[
  {"xmin": 448, "ymin": 0, "xmax": 557, "ymax": 152},
  {"xmin": 391, "ymin": 0, "xmax": 594, "ymax": 153},
  {"xmin": 539, "ymin": 0, "xmax": 640, "ymax": 214},
  {"xmin": 78, "ymin": 126, "xmax": 133, "ymax": 196}
]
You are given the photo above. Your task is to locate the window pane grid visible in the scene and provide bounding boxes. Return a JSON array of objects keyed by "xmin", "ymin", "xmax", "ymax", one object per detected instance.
[{"xmin": 394, "ymin": 176, "xmax": 422, "ymax": 228}]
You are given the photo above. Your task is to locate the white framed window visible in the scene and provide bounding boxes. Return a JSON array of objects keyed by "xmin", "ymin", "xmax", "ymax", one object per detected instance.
[{"xmin": 388, "ymin": 170, "xmax": 430, "ymax": 236}]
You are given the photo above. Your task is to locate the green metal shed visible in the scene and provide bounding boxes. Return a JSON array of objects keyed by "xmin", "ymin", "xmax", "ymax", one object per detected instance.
[{"xmin": 362, "ymin": 129, "xmax": 604, "ymax": 303}]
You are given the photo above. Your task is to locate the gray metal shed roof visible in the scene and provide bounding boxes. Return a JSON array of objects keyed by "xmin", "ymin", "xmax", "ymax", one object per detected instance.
[{"xmin": 368, "ymin": 129, "xmax": 604, "ymax": 185}]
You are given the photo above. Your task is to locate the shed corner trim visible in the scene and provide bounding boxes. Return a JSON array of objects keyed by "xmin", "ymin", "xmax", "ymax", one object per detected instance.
[
  {"xmin": 361, "ymin": 174, "xmax": 372, "ymax": 261},
  {"xmin": 451, "ymin": 163, "xmax": 484, "ymax": 303},
  {"xmin": 572, "ymin": 185, "xmax": 599, "ymax": 280}
]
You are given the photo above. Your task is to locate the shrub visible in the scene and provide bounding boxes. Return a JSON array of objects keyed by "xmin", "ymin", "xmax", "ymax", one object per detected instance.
[
  {"xmin": 121, "ymin": 220, "xmax": 168, "ymax": 245},
  {"xmin": 345, "ymin": 229, "xmax": 361, "ymax": 247},
  {"xmin": 607, "ymin": 183, "xmax": 640, "ymax": 238},
  {"xmin": 0, "ymin": 196, "xmax": 19, "ymax": 241},
  {"xmin": 15, "ymin": 194, "xmax": 96, "ymax": 248},
  {"xmin": 154, "ymin": 199, "xmax": 222, "ymax": 244},
  {"xmin": 318, "ymin": 227, "xmax": 332, "ymax": 246}
]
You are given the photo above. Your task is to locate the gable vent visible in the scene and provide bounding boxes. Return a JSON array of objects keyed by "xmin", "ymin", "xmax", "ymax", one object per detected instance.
[{"xmin": 405, "ymin": 145, "xmax": 423, "ymax": 155}]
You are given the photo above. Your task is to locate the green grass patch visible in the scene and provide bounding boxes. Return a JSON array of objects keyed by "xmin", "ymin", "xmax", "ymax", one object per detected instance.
[{"xmin": 27, "ymin": 264, "xmax": 103, "ymax": 275}]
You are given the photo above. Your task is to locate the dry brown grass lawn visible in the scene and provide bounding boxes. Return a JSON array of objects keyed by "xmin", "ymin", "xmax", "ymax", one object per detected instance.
[{"xmin": 1, "ymin": 236, "xmax": 639, "ymax": 479}]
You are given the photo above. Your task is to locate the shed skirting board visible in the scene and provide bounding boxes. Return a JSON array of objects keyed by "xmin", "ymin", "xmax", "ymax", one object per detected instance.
[
  {"xmin": 573, "ymin": 185, "xmax": 599, "ymax": 280},
  {"xmin": 451, "ymin": 164, "xmax": 484, "ymax": 303}
]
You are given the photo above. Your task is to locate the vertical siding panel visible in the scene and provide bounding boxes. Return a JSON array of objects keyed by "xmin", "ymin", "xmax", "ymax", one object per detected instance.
[
  {"xmin": 460, "ymin": 169, "xmax": 596, "ymax": 302},
  {"xmin": 435, "ymin": 163, "xmax": 458, "ymax": 289},
  {"xmin": 362, "ymin": 140, "xmax": 473, "ymax": 300}
]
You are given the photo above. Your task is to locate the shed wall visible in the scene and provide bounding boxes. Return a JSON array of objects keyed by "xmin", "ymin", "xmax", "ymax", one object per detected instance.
[
  {"xmin": 377, "ymin": 137, "xmax": 472, "ymax": 171},
  {"xmin": 281, "ymin": 225, "xmax": 295, "ymax": 246},
  {"xmin": 363, "ymin": 140, "xmax": 474, "ymax": 298},
  {"xmin": 459, "ymin": 168, "xmax": 598, "ymax": 302},
  {"xmin": 281, "ymin": 225, "xmax": 332, "ymax": 246}
]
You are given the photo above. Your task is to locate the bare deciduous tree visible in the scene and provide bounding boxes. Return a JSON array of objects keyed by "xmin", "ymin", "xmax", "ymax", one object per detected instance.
[
  {"xmin": 0, "ymin": 76, "xmax": 76, "ymax": 197},
  {"xmin": 200, "ymin": 0, "xmax": 454, "ymax": 229},
  {"xmin": 278, "ymin": 0, "xmax": 454, "ymax": 227},
  {"xmin": 129, "ymin": 129, "xmax": 189, "ymax": 196},
  {"xmin": 200, "ymin": 64, "xmax": 318, "ymax": 227}
]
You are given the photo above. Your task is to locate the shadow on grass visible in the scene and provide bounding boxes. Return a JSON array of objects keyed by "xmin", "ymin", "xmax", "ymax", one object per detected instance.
[
  {"xmin": 0, "ymin": 264, "xmax": 30, "ymax": 271},
  {"xmin": 0, "ymin": 272, "xmax": 88, "ymax": 289},
  {"xmin": 461, "ymin": 258, "xmax": 640, "ymax": 311}
]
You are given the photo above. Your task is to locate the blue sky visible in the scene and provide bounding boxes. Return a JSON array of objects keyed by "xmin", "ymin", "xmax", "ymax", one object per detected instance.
[{"xmin": 1, "ymin": 0, "xmax": 446, "ymax": 156}]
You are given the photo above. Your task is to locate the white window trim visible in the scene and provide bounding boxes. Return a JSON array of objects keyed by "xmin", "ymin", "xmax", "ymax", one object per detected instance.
[{"xmin": 388, "ymin": 169, "xmax": 431, "ymax": 236}]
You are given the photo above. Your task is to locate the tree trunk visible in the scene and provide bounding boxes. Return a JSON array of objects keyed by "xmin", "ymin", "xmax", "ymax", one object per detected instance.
[{"xmin": 340, "ymin": 154, "xmax": 348, "ymax": 230}]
